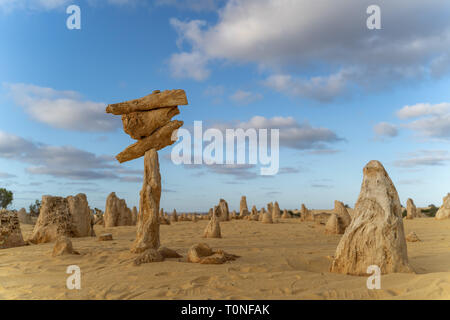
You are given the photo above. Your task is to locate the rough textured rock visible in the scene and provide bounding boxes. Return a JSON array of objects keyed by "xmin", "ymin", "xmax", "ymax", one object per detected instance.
[
  {"xmin": 98, "ymin": 233, "xmax": 113, "ymax": 241},
  {"xmin": 134, "ymin": 249, "xmax": 164, "ymax": 266},
  {"xmin": 203, "ymin": 206, "xmax": 221, "ymax": 238},
  {"xmin": 272, "ymin": 201, "xmax": 281, "ymax": 220},
  {"xmin": 187, "ymin": 243, "xmax": 239, "ymax": 264},
  {"xmin": 116, "ymin": 120, "xmax": 183, "ymax": 163},
  {"xmin": 104, "ymin": 193, "xmax": 133, "ymax": 227},
  {"xmin": 325, "ymin": 213, "xmax": 345, "ymax": 234},
  {"xmin": 218, "ymin": 199, "xmax": 229, "ymax": 222},
  {"xmin": 131, "ymin": 149, "xmax": 161, "ymax": 253},
  {"xmin": 17, "ymin": 208, "xmax": 32, "ymax": 224},
  {"xmin": 239, "ymin": 196, "xmax": 249, "ymax": 218},
  {"xmin": 406, "ymin": 198, "xmax": 417, "ymax": 220},
  {"xmin": 300, "ymin": 204, "xmax": 312, "ymax": 221},
  {"xmin": 122, "ymin": 107, "xmax": 180, "ymax": 140},
  {"xmin": 29, "ymin": 194, "xmax": 94, "ymax": 244},
  {"xmin": 406, "ymin": 231, "xmax": 421, "ymax": 242},
  {"xmin": 52, "ymin": 236, "xmax": 79, "ymax": 256},
  {"xmin": 330, "ymin": 160, "xmax": 413, "ymax": 275},
  {"xmin": 436, "ymin": 193, "xmax": 450, "ymax": 220},
  {"xmin": 106, "ymin": 89, "xmax": 188, "ymax": 115},
  {"xmin": 334, "ymin": 200, "xmax": 351, "ymax": 228},
  {"xmin": 281, "ymin": 209, "xmax": 290, "ymax": 219},
  {"xmin": 267, "ymin": 202, "xmax": 274, "ymax": 216},
  {"xmin": 0, "ymin": 210, "xmax": 25, "ymax": 249}
]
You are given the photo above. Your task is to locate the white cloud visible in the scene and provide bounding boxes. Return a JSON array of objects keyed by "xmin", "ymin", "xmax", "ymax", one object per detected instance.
[
  {"xmin": 396, "ymin": 102, "xmax": 450, "ymax": 139},
  {"xmin": 4, "ymin": 83, "xmax": 120, "ymax": 132},
  {"xmin": 169, "ymin": 0, "xmax": 450, "ymax": 100},
  {"xmin": 373, "ymin": 122, "xmax": 398, "ymax": 139},
  {"xmin": 394, "ymin": 150, "xmax": 450, "ymax": 168},
  {"xmin": 230, "ymin": 90, "xmax": 262, "ymax": 105},
  {"xmin": 169, "ymin": 51, "xmax": 210, "ymax": 81}
]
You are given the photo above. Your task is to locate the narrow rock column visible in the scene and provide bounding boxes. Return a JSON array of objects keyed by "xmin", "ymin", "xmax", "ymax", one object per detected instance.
[{"xmin": 131, "ymin": 149, "xmax": 161, "ymax": 253}]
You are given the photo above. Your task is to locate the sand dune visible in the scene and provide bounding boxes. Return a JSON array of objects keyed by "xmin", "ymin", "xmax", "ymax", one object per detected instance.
[{"xmin": 0, "ymin": 217, "xmax": 449, "ymax": 300}]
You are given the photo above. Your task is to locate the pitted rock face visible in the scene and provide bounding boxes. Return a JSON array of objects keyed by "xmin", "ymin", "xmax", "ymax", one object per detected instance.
[
  {"xmin": 29, "ymin": 194, "xmax": 94, "ymax": 244},
  {"xmin": 0, "ymin": 210, "xmax": 25, "ymax": 249},
  {"xmin": 330, "ymin": 160, "xmax": 413, "ymax": 275},
  {"xmin": 104, "ymin": 192, "xmax": 134, "ymax": 227}
]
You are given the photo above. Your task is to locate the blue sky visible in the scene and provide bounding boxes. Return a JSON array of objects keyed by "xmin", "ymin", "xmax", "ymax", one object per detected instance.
[{"xmin": 1, "ymin": 0, "xmax": 450, "ymax": 212}]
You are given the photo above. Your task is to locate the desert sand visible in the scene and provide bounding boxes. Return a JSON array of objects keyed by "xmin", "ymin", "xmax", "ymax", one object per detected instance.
[{"xmin": 1, "ymin": 215, "xmax": 449, "ymax": 300}]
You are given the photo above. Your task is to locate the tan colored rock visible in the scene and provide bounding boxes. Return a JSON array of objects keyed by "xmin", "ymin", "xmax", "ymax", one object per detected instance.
[
  {"xmin": 203, "ymin": 206, "xmax": 221, "ymax": 238},
  {"xmin": 406, "ymin": 198, "xmax": 417, "ymax": 220},
  {"xmin": 158, "ymin": 247, "xmax": 182, "ymax": 259},
  {"xmin": 239, "ymin": 196, "xmax": 249, "ymax": 218},
  {"xmin": 0, "ymin": 210, "xmax": 25, "ymax": 249},
  {"xmin": 29, "ymin": 194, "xmax": 94, "ymax": 244},
  {"xmin": 262, "ymin": 211, "xmax": 273, "ymax": 224},
  {"xmin": 52, "ymin": 236, "xmax": 79, "ymax": 256},
  {"xmin": 330, "ymin": 160, "xmax": 413, "ymax": 275},
  {"xmin": 325, "ymin": 213, "xmax": 345, "ymax": 234},
  {"xmin": 98, "ymin": 233, "xmax": 113, "ymax": 241},
  {"xmin": 106, "ymin": 89, "xmax": 188, "ymax": 115},
  {"xmin": 230, "ymin": 210, "xmax": 237, "ymax": 219},
  {"xmin": 267, "ymin": 202, "xmax": 274, "ymax": 216},
  {"xmin": 116, "ymin": 120, "xmax": 183, "ymax": 164},
  {"xmin": 436, "ymin": 193, "xmax": 450, "ymax": 220},
  {"xmin": 272, "ymin": 201, "xmax": 281, "ymax": 220},
  {"xmin": 122, "ymin": 107, "xmax": 180, "ymax": 140},
  {"xmin": 218, "ymin": 199, "xmax": 230, "ymax": 221},
  {"xmin": 104, "ymin": 192, "xmax": 133, "ymax": 227},
  {"xmin": 131, "ymin": 206, "xmax": 138, "ymax": 225},
  {"xmin": 251, "ymin": 205, "xmax": 258, "ymax": 216},
  {"xmin": 192, "ymin": 214, "xmax": 198, "ymax": 223},
  {"xmin": 131, "ymin": 149, "xmax": 161, "ymax": 253},
  {"xmin": 17, "ymin": 208, "xmax": 32, "ymax": 224},
  {"xmin": 334, "ymin": 200, "xmax": 351, "ymax": 228},
  {"xmin": 170, "ymin": 209, "xmax": 178, "ymax": 222},
  {"xmin": 258, "ymin": 208, "xmax": 265, "ymax": 221},
  {"xmin": 300, "ymin": 204, "xmax": 311, "ymax": 221},
  {"xmin": 134, "ymin": 249, "xmax": 164, "ymax": 266},
  {"xmin": 281, "ymin": 209, "xmax": 290, "ymax": 219},
  {"xmin": 406, "ymin": 231, "xmax": 421, "ymax": 242},
  {"xmin": 187, "ymin": 243, "xmax": 239, "ymax": 264}
]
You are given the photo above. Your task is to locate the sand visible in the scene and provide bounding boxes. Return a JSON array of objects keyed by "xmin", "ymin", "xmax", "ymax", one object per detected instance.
[{"xmin": 0, "ymin": 217, "xmax": 449, "ymax": 300}]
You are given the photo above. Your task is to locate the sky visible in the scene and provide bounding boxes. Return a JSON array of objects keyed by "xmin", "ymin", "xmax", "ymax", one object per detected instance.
[{"xmin": 1, "ymin": 0, "xmax": 450, "ymax": 212}]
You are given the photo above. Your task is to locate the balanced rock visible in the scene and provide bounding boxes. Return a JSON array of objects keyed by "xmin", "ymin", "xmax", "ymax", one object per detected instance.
[
  {"xmin": 122, "ymin": 106, "xmax": 180, "ymax": 140},
  {"xmin": 435, "ymin": 193, "xmax": 450, "ymax": 220},
  {"xmin": 52, "ymin": 236, "xmax": 79, "ymax": 256},
  {"xmin": 330, "ymin": 160, "xmax": 413, "ymax": 275},
  {"xmin": 29, "ymin": 194, "xmax": 93, "ymax": 244},
  {"xmin": 104, "ymin": 192, "xmax": 133, "ymax": 227},
  {"xmin": 187, "ymin": 243, "xmax": 239, "ymax": 264},
  {"xmin": 131, "ymin": 149, "xmax": 161, "ymax": 253},
  {"xmin": 0, "ymin": 210, "xmax": 25, "ymax": 249},
  {"xmin": 203, "ymin": 206, "xmax": 221, "ymax": 238}
]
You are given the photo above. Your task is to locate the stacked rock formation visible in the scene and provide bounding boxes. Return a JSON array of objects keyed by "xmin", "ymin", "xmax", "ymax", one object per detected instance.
[
  {"xmin": 330, "ymin": 160, "xmax": 413, "ymax": 275},
  {"xmin": 218, "ymin": 199, "xmax": 230, "ymax": 221},
  {"xmin": 436, "ymin": 193, "xmax": 450, "ymax": 220},
  {"xmin": 0, "ymin": 210, "xmax": 25, "ymax": 249},
  {"xmin": 239, "ymin": 196, "xmax": 249, "ymax": 218},
  {"xmin": 104, "ymin": 192, "xmax": 133, "ymax": 227},
  {"xmin": 334, "ymin": 200, "xmax": 351, "ymax": 229},
  {"xmin": 406, "ymin": 198, "xmax": 418, "ymax": 219},
  {"xmin": 29, "ymin": 194, "xmax": 94, "ymax": 244},
  {"xmin": 204, "ymin": 206, "xmax": 221, "ymax": 238},
  {"xmin": 107, "ymin": 90, "xmax": 188, "ymax": 260}
]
